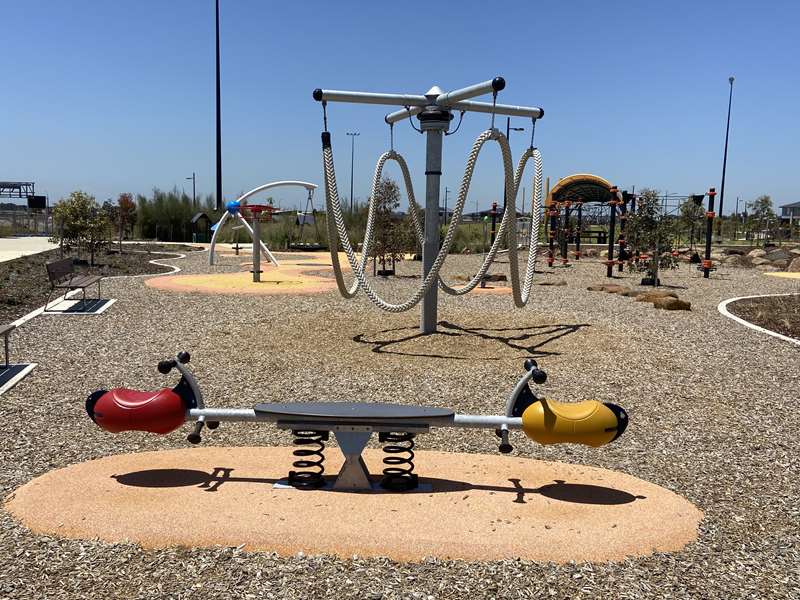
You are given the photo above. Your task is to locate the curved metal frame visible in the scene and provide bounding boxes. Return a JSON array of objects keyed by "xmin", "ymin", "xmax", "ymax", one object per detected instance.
[{"xmin": 208, "ymin": 180, "xmax": 318, "ymax": 266}]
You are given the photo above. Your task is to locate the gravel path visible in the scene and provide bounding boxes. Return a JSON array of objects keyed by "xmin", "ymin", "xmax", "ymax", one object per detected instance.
[{"xmin": 1, "ymin": 250, "xmax": 798, "ymax": 599}]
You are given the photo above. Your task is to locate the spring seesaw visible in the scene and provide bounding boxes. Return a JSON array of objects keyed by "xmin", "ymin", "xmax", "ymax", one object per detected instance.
[{"xmin": 86, "ymin": 353, "xmax": 628, "ymax": 492}]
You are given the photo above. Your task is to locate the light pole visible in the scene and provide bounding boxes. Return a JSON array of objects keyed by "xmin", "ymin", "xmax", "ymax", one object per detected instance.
[
  {"xmin": 186, "ymin": 172, "xmax": 196, "ymax": 208},
  {"xmin": 346, "ymin": 132, "xmax": 360, "ymax": 212},
  {"xmin": 502, "ymin": 117, "xmax": 524, "ymax": 212},
  {"xmin": 214, "ymin": 0, "xmax": 223, "ymax": 212},
  {"xmin": 717, "ymin": 75, "xmax": 735, "ymax": 243}
]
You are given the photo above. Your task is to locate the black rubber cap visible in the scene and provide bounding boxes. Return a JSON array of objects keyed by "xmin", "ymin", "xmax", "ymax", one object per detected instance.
[
  {"xmin": 524, "ymin": 358, "xmax": 537, "ymax": 371},
  {"xmin": 498, "ymin": 443, "xmax": 513, "ymax": 454},
  {"xmin": 604, "ymin": 403, "xmax": 629, "ymax": 442},
  {"xmin": 157, "ymin": 360, "xmax": 175, "ymax": 375},
  {"xmin": 312, "ymin": 88, "xmax": 323, "ymax": 101},
  {"xmin": 539, "ymin": 107, "xmax": 544, "ymax": 118},
  {"xmin": 321, "ymin": 131, "xmax": 331, "ymax": 148},
  {"xmin": 492, "ymin": 77, "xmax": 506, "ymax": 92},
  {"xmin": 85, "ymin": 389, "xmax": 106, "ymax": 423},
  {"xmin": 531, "ymin": 369, "xmax": 547, "ymax": 385},
  {"xmin": 177, "ymin": 351, "xmax": 190, "ymax": 364}
]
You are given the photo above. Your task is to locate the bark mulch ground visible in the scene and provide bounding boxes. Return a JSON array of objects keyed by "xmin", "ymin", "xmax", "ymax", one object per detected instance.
[
  {"xmin": 0, "ymin": 244, "xmax": 194, "ymax": 323},
  {"xmin": 727, "ymin": 294, "xmax": 800, "ymax": 340}
]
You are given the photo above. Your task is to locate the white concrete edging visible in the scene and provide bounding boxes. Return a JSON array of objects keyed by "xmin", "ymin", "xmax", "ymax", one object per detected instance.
[{"xmin": 718, "ymin": 293, "xmax": 800, "ymax": 347}]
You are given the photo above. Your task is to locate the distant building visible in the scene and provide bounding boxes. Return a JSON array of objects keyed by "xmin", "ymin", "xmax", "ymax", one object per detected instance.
[{"xmin": 779, "ymin": 201, "xmax": 800, "ymax": 222}]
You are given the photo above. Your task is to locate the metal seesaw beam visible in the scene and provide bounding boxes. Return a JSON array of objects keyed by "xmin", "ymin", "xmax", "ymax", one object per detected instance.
[{"xmin": 187, "ymin": 408, "xmax": 523, "ymax": 430}]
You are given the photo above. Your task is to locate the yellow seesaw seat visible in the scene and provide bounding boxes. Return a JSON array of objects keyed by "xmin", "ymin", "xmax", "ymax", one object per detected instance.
[{"xmin": 522, "ymin": 398, "xmax": 623, "ymax": 447}]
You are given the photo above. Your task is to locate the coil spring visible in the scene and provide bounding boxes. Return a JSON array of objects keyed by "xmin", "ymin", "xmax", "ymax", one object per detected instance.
[
  {"xmin": 288, "ymin": 430, "xmax": 329, "ymax": 489},
  {"xmin": 379, "ymin": 431, "xmax": 418, "ymax": 491}
]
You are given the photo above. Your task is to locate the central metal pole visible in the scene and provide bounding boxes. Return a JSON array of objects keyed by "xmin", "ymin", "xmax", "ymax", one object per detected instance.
[{"xmin": 419, "ymin": 106, "xmax": 451, "ymax": 334}]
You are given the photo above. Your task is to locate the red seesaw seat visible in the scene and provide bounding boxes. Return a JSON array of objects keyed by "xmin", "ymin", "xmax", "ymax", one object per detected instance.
[{"xmin": 86, "ymin": 388, "xmax": 186, "ymax": 434}]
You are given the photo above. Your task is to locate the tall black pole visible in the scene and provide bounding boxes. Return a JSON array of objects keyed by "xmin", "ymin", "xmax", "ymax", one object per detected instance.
[
  {"xmin": 215, "ymin": 0, "xmax": 222, "ymax": 212},
  {"xmin": 717, "ymin": 76, "xmax": 735, "ymax": 242},
  {"xmin": 346, "ymin": 132, "xmax": 359, "ymax": 213}
]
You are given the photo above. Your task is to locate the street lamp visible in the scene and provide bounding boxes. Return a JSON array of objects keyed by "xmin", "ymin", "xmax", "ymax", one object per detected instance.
[
  {"xmin": 346, "ymin": 132, "xmax": 360, "ymax": 212},
  {"xmin": 502, "ymin": 117, "xmax": 524, "ymax": 212},
  {"xmin": 186, "ymin": 172, "xmax": 196, "ymax": 208},
  {"xmin": 214, "ymin": 0, "xmax": 223, "ymax": 212},
  {"xmin": 717, "ymin": 75, "xmax": 735, "ymax": 243}
]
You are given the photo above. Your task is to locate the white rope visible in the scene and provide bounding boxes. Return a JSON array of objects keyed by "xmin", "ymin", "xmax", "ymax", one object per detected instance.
[{"xmin": 322, "ymin": 128, "xmax": 544, "ymax": 312}]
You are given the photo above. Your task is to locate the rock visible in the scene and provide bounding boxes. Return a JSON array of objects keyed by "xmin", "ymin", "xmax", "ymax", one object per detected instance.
[
  {"xmin": 537, "ymin": 280, "xmax": 567, "ymax": 286},
  {"xmin": 723, "ymin": 248, "xmax": 746, "ymax": 256},
  {"xmin": 600, "ymin": 250, "xmax": 609, "ymax": 258},
  {"xmin": 652, "ymin": 297, "xmax": 691, "ymax": 311},
  {"xmin": 462, "ymin": 247, "xmax": 471, "ymax": 255},
  {"xmin": 772, "ymin": 259, "xmax": 789, "ymax": 269},
  {"xmin": 635, "ymin": 290, "xmax": 679, "ymax": 302},
  {"xmin": 710, "ymin": 253, "xmax": 724, "ymax": 261},
  {"xmin": 751, "ymin": 257, "xmax": 771, "ymax": 266},
  {"xmin": 790, "ymin": 248, "xmax": 800, "ymax": 256},
  {"xmin": 724, "ymin": 255, "xmax": 744, "ymax": 267},
  {"xmin": 787, "ymin": 257, "xmax": 800, "ymax": 272},
  {"xmin": 620, "ymin": 290, "xmax": 645, "ymax": 297},
  {"xmin": 748, "ymin": 248, "xmax": 767, "ymax": 258},
  {"xmin": 482, "ymin": 273, "xmax": 507, "ymax": 282},
  {"xmin": 765, "ymin": 249, "xmax": 791, "ymax": 262},
  {"xmin": 761, "ymin": 265, "xmax": 780, "ymax": 272},
  {"xmin": 604, "ymin": 285, "xmax": 630, "ymax": 294},
  {"xmin": 587, "ymin": 283, "xmax": 628, "ymax": 293}
]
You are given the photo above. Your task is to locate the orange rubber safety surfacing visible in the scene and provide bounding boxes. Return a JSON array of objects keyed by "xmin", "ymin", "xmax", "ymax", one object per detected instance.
[
  {"xmin": 4, "ymin": 447, "xmax": 702, "ymax": 563},
  {"xmin": 145, "ymin": 252, "xmax": 344, "ymax": 296}
]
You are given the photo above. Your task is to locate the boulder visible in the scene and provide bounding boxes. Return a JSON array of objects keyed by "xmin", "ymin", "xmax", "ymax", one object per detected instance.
[
  {"xmin": 790, "ymin": 248, "xmax": 800, "ymax": 256},
  {"xmin": 761, "ymin": 265, "xmax": 780, "ymax": 272},
  {"xmin": 723, "ymin": 255, "xmax": 744, "ymax": 267},
  {"xmin": 751, "ymin": 257, "xmax": 771, "ymax": 266},
  {"xmin": 652, "ymin": 297, "xmax": 691, "ymax": 311},
  {"xmin": 587, "ymin": 283, "xmax": 627, "ymax": 293},
  {"xmin": 765, "ymin": 249, "xmax": 792, "ymax": 262},
  {"xmin": 787, "ymin": 257, "xmax": 800, "ymax": 272},
  {"xmin": 748, "ymin": 248, "xmax": 767, "ymax": 258},
  {"xmin": 620, "ymin": 290, "xmax": 645, "ymax": 297},
  {"xmin": 538, "ymin": 279, "xmax": 567, "ymax": 286},
  {"xmin": 635, "ymin": 290, "xmax": 679, "ymax": 302},
  {"xmin": 723, "ymin": 248, "xmax": 746, "ymax": 256},
  {"xmin": 772, "ymin": 259, "xmax": 789, "ymax": 269},
  {"xmin": 600, "ymin": 250, "xmax": 609, "ymax": 258},
  {"xmin": 603, "ymin": 284, "xmax": 629, "ymax": 294}
]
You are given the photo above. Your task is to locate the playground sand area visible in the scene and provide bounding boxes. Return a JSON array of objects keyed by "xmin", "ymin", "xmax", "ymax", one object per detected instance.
[{"xmin": 1, "ymin": 249, "xmax": 798, "ymax": 598}]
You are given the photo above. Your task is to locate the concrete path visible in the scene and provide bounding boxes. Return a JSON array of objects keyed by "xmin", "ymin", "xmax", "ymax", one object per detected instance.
[{"xmin": 0, "ymin": 236, "xmax": 58, "ymax": 263}]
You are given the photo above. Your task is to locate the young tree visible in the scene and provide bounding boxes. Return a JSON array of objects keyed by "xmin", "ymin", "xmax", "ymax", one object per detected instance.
[
  {"xmin": 625, "ymin": 188, "xmax": 678, "ymax": 284},
  {"xmin": 747, "ymin": 195, "xmax": 776, "ymax": 246},
  {"xmin": 678, "ymin": 196, "xmax": 705, "ymax": 249},
  {"xmin": 368, "ymin": 177, "xmax": 415, "ymax": 274},
  {"xmin": 50, "ymin": 191, "xmax": 112, "ymax": 264}
]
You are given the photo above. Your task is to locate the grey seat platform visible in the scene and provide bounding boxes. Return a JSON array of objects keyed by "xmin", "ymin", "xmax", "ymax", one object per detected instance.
[{"xmin": 254, "ymin": 401, "xmax": 454, "ymax": 425}]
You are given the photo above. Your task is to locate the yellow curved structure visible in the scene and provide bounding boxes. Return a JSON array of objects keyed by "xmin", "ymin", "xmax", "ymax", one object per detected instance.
[
  {"xmin": 547, "ymin": 173, "xmax": 614, "ymax": 207},
  {"xmin": 521, "ymin": 398, "xmax": 625, "ymax": 447}
]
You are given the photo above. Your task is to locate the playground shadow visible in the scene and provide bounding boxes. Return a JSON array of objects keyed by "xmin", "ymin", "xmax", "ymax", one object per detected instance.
[
  {"xmin": 352, "ymin": 320, "xmax": 590, "ymax": 360},
  {"xmin": 113, "ymin": 468, "xmax": 642, "ymax": 505}
]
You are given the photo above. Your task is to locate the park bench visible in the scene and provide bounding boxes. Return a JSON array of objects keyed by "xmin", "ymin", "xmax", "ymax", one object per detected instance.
[
  {"xmin": 45, "ymin": 258, "xmax": 103, "ymax": 309},
  {"xmin": 0, "ymin": 322, "xmax": 36, "ymax": 394}
]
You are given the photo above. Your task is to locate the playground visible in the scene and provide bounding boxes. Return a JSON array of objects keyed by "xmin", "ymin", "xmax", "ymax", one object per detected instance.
[{"xmin": 1, "ymin": 243, "xmax": 798, "ymax": 597}]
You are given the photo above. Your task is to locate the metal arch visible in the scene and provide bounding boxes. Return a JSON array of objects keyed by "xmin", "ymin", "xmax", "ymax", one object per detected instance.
[
  {"xmin": 236, "ymin": 180, "xmax": 317, "ymax": 206},
  {"xmin": 208, "ymin": 181, "xmax": 317, "ymax": 266},
  {"xmin": 548, "ymin": 173, "xmax": 614, "ymax": 205}
]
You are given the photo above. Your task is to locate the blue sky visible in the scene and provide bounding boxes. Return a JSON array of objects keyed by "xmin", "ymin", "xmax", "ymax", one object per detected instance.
[{"xmin": 2, "ymin": 1, "xmax": 798, "ymax": 213}]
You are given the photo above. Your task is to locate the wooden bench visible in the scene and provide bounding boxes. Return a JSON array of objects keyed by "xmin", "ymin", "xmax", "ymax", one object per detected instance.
[{"xmin": 45, "ymin": 258, "xmax": 103, "ymax": 309}]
